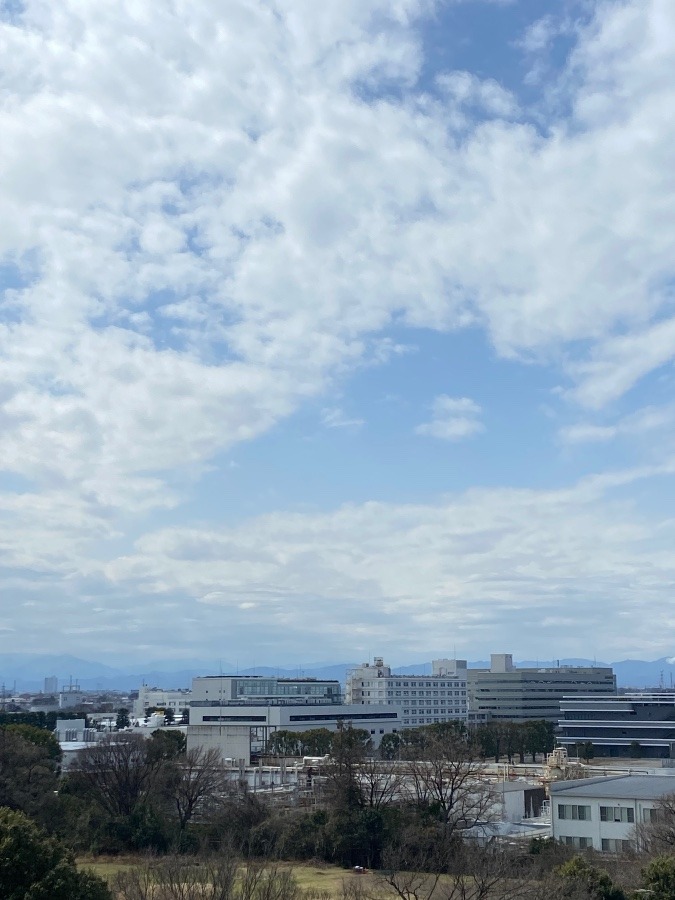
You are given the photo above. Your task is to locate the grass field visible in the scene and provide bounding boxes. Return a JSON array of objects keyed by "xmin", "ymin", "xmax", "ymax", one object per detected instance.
[{"xmin": 77, "ymin": 857, "xmax": 376, "ymax": 896}]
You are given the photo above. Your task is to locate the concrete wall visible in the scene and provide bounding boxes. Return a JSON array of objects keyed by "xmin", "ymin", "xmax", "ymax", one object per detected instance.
[{"xmin": 187, "ymin": 725, "xmax": 251, "ymax": 764}]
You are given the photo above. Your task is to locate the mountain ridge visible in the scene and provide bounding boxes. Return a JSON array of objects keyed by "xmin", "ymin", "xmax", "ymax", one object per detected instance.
[{"xmin": 0, "ymin": 653, "xmax": 673, "ymax": 692}]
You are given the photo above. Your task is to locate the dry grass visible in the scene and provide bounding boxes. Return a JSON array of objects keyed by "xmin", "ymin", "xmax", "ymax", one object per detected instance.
[{"xmin": 77, "ymin": 857, "xmax": 376, "ymax": 896}]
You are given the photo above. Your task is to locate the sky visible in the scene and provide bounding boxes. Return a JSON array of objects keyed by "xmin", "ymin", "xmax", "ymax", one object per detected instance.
[{"xmin": 1, "ymin": 0, "xmax": 675, "ymax": 669}]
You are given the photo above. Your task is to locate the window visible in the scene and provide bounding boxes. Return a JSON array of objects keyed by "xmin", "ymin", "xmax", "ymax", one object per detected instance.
[
  {"xmin": 600, "ymin": 806, "xmax": 634, "ymax": 823},
  {"xmin": 564, "ymin": 837, "xmax": 593, "ymax": 849},
  {"xmin": 601, "ymin": 839, "xmax": 632, "ymax": 853},
  {"xmin": 558, "ymin": 804, "xmax": 591, "ymax": 821}
]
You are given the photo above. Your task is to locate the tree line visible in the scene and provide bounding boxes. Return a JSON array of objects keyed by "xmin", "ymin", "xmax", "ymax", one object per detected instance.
[
  {"xmin": 267, "ymin": 718, "xmax": 557, "ymax": 763},
  {"xmin": 3, "ymin": 717, "xmax": 675, "ymax": 899}
]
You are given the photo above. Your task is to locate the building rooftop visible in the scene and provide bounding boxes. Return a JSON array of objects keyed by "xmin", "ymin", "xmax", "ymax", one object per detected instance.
[
  {"xmin": 550, "ymin": 775, "xmax": 675, "ymax": 800},
  {"xmin": 197, "ymin": 675, "xmax": 337, "ymax": 682}
]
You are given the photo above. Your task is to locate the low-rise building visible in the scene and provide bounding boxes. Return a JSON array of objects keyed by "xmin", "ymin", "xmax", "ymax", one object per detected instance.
[
  {"xmin": 559, "ymin": 692, "xmax": 675, "ymax": 758},
  {"xmin": 188, "ymin": 673, "xmax": 383, "ymax": 764},
  {"xmin": 345, "ymin": 657, "xmax": 468, "ymax": 728},
  {"xmin": 188, "ymin": 703, "xmax": 401, "ymax": 764},
  {"xmin": 550, "ymin": 774, "xmax": 675, "ymax": 852},
  {"xmin": 191, "ymin": 675, "xmax": 342, "ymax": 707},
  {"xmin": 133, "ymin": 685, "xmax": 192, "ymax": 721}
]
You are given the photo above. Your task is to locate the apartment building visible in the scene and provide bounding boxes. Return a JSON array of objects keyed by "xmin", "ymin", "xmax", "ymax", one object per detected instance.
[{"xmin": 345, "ymin": 657, "xmax": 468, "ymax": 728}]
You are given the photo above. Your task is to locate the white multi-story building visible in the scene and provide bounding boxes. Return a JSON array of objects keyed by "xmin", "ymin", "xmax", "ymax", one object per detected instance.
[
  {"xmin": 133, "ymin": 685, "xmax": 192, "ymax": 721},
  {"xmin": 188, "ymin": 674, "xmax": 382, "ymax": 763},
  {"xmin": 191, "ymin": 675, "xmax": 342, "ymax": 708},
  {"xmin": 188, "ymin": 702, "xmax": 401, "ymax": 763},
  {"xmin": 550, "ymin": 775, "xmax": 675, "ymax": 852},
  {"xmin": 345, "ymin": 657, "xmax": 468, "ymax": 728}
]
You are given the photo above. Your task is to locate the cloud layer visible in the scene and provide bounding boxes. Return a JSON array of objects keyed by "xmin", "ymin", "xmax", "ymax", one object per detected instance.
[{"xmin": 1, "ymin": 0, "xmax": 675, "ymax": 662}]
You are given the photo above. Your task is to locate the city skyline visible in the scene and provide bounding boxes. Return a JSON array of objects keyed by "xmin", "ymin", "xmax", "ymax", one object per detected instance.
[{"xmin": 1, "ymin": 1, "xmax": 674, "ymax": 664}]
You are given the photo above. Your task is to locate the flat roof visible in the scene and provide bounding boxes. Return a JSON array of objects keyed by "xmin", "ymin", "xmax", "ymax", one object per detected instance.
[
  {"xmin": 196, "ymin": 675, "xmax": 339, "ymax": 683},
  {"xmin": 550, "ymin": 775, "xmax": 675, "ymax": 800}
]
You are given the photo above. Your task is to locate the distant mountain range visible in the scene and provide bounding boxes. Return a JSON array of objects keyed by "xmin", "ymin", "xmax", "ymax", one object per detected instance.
[{"xmin": 1, "ymin": 653, "xmax": 675, "ymax": 693}]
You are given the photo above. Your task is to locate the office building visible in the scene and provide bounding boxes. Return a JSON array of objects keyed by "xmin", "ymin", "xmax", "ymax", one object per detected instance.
[
  {"xmin": 191, "ymin": 675, "xmax": 342, "ymax": 707},
  {"xmin": 467, "ymin": 654, "xmax": 616, "ymax": 723},
  {"xmin": 188, "ymin": 673, "xmax": 373, "ymax": 763},
  {"xmin": 345, "ymin": 657, "xmax": 468, "ymax": 728},
  {"xmin": 133, "ymin": 685, "xmax": 192, "ymax": 721},
  {"xmin": 189, "ymin": 703, "xmax": 401, "ymax": 759},
  {"xmin": 559, "ymin": 692, "xmax": 675, "ymax": 758}
]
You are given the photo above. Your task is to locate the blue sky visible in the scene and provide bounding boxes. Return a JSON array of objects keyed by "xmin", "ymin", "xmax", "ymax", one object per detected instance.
[{"xmin": 1, "ymin": 0, "xmax": 675, "ymax": 669}]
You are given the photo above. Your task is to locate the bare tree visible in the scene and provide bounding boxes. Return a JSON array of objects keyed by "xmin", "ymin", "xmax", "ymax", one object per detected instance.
[
  {"xmin": 114, "ymin": 856, "xmax": 300, "ymax": 900},
  {"xmin": 169, "ymin": 746, "xmax": 230, "ymax": 832},
  {"xmin": 75, "ymin": 733, "xmax": 166, "ymax": 819},
  {"xmin": 632, "ymin": 791, "xmax": 675, "ymax": 854},
  {"xmin": 115, "ymin": 855, "xmax": 238, "ymax": 900},
  {"xmin": 399, "ymin": 731, "xmax": 496, "ymax": 837},
  {"xmin": 323, "ymin": 724, "xmax": 372, "ymax": 810},
  {"xmin": 378, "ymin": 840, "xmax": 539, "ymax": 900},
  {"xmin": 357, "ymin": 758, "xmax": 402, "ymax": 809}
]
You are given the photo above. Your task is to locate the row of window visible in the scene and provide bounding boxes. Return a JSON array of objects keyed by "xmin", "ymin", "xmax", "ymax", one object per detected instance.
[
  {"xmin": 557, "ymin": 804, "xmax": 591, "ymax": 820},
  {"xmin": 360, "ymin": 681, "xmax": 466, "ymax": 688},
  {"xmin": 600, "ymin": 806, "xmax": 634, "ymax": 823},
  {"xmin": 359, "ymin": 689, "xmax": 467, "ymax": 697},
  {"xmin": 563, "ymin": 837, "xmax": 633, "ymax": 852},
  {"xmin": 563, "ymin": 836, "xmax": 592, "ymax": 849},
  {"xmin": 558, "ymin": 804, "xmax": 638, "ymax": 823},
  {"xmin": 403, "ymin": 717, "xmax": 456, "ymax": 725}
]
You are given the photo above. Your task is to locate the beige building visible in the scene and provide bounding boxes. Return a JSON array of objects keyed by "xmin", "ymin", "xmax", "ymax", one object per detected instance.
[{"xmin": 345, "ymin": 657, "xmax": 469, "ymax": 728}]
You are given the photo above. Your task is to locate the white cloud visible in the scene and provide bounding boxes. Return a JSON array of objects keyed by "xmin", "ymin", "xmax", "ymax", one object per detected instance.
[
  {"xmin": 0, "ymin": 0, "xmax": 673, "ymax": 513},
  {"xmin": 94, "ymin": 465, "xmax": 675, "ymax": 662},
  {"xmin": 0, "ymin": 0, "xmax": 675, "ymax": 658},
  {"xmin": 321, "ymin": 408, "xmax": 365, "ymax": 429},
  {"xmin": 416, "ymin": 395, "xmax": 483, "ymax": 441},
  {"xmin": 561, "ymin": 405, "xmax": 675, "ymax": 445},
  {"xmin": 437, "ymin": 71, "xmax": 519, "ymax": 118}
]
